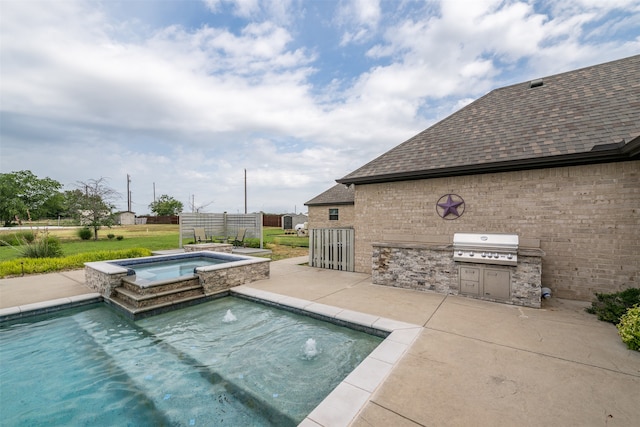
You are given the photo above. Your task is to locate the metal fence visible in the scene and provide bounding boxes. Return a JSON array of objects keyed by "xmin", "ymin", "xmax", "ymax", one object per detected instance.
[
  {"xmin": 179, "ymin": 212, "xmax": 263, "ymax": 248},
  {"xmin": 309, "ymin": 228, "xmax": 354, "ymax": 271}
]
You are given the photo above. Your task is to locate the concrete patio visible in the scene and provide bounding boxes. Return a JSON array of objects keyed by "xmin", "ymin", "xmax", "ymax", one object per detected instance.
[{"xmin": 1, "ymin": 256, "xmax": 638, "ymax": 426}]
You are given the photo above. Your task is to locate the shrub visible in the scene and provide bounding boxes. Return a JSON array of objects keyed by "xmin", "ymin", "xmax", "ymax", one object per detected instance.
[
  {"xmin": 107, "ymin": 233, "xmax": 115, "ymax": 240},
  {"xmin": 586, "ymin": 288, "xmax": 640, "ymax": 324},
  {"xmin": 244, "ymin": 238, "xmax": 260, "ymax": 248},
  {"xmin": 116, "ymin": 235, "xmax": 124, "ymax": 240},
  {"xmin": 22, "ymin": 231, "xmax": 36, "ymax": 244},
  {"xmin": 20, "ymin": 235, "xmax": 63, "ymax": 258},
  {"xmin": 0, "ymin": 231, "xmax": 35, "ymax": 246},
  {"xmin": 78, "ymin": 227, "xmax": 93, "ymax": 240},
  {"xmin": 0, "ymin": 248, "xmax": 153, "ymax": 278},
  {"xmin": 617, "ymin": 305, "xmax": 640, "ymax": 351}
]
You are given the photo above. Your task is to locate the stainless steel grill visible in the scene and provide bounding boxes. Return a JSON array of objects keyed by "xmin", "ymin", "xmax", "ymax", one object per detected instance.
[{"xmin": 453, "ymin": 233, "xmax": 519, "ymax": 266}]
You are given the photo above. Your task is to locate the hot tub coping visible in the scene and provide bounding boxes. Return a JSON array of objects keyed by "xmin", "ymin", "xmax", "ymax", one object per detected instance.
[{"xmin": 85, "ymin": 250, "xmax": 270, "ymax": 275}]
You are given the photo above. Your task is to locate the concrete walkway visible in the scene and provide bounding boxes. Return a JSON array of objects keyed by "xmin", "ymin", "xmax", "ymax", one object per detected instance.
[
  {"xmin": 0, "ymin": 269, "xmax": 89, "ymax": 309},
  {"xmin": 1, "ymin": 257, "xmax": 639, "ymax": 426}
]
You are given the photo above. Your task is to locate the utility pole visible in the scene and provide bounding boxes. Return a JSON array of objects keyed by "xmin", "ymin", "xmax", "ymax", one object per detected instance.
[
  {"xmin": 244, "ymin": 169, "xmax": 247, "ymax": 214},
  {"xmin": 127, "ymin": 174, "xmax": 132, "ymax": 212},
  {"xmin": 153, "ymin": 182, "xmax": 156, "ymax": 202}
]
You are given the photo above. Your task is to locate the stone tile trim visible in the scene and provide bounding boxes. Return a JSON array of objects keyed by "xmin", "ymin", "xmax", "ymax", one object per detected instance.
[
  {"xmin": 200, "ymin": 261, "xmax": 270, "ymax": 294},
  {"xmin": 372, "ymin": 242, "xmax": 543, "ymax": 308},
  {"xmin": 184, "ymin": 243, "xmax": 233, "ymax": 253}
]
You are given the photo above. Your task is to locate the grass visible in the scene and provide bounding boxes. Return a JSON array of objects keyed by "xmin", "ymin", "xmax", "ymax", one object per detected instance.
[
  {"xmin": 262, "ymin": 227, "xmax": 309, "ymax": 261},
  {"xmin": 0, "ymin": 225, "xmax": 180, "ymax": 262},
  {"xmin": 263, "ymin": 227, "xmax": 309, "ymax": 247},
  {"xmin": 0, "ymin": 224, "xmax": 309, "ymax": 273},
  {"xmin": 0, "ymin": 248, "xmax": 153, "ymax": 278}
]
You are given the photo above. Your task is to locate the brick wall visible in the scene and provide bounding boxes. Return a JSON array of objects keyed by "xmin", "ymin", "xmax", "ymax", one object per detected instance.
[
  {"xmin": 353, "ymin": 160, "xmax": 639, "ymax": 301},
  {"xmin": 308, "ymin": 204, "xmax": 355, "ymax": 229}
]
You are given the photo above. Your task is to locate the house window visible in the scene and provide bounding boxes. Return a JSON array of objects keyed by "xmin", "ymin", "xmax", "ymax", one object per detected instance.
[{"xmin": 329, "ymin": 208, "xmax": 339, "ymax": 220}]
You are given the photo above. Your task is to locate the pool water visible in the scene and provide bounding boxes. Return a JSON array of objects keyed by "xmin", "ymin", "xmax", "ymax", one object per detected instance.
[
  {"xmin": 0, "ymin": 297, "xmax": 383, "ymax": 426},
  {"xmin": 123, "ymin": 257, "xmax": 229, "ymax": 283}
]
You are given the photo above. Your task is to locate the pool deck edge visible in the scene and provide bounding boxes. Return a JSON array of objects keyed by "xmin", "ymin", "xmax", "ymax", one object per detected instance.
[{"xmin": 0, "ymin": 292, "xmax": 103, "ymax": 322}]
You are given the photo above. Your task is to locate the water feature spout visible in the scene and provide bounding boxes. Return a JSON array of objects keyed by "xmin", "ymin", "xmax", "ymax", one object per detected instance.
[
  {"xmin": 302, "ymin": 338, "xmax": 319, "ymax": 359},
  {"xmin": 223, "ymin": 309, "xmax": 237, "ymax": 323}
]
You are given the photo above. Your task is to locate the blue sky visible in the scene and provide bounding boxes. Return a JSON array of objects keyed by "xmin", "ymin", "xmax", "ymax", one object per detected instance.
[{"xmin": 1, "ymin": 0, "xmax": 639, "ymax": 215}]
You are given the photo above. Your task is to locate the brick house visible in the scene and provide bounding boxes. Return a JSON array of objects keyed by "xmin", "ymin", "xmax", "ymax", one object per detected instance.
[
  {"xmin": 305, "ymin": 183, "xmax": 355, "ymax": 228},
  {"xmin": 304, "ymin": 184, "xmax": 356, "ymax": 271},
  {"xmin": 329, "ymin": 55, "xmax": 639, "ymax": 302}
]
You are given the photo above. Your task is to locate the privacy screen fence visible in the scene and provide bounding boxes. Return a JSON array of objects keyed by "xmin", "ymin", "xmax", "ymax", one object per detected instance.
[
  {"xmin": 309, "ymin": 228, "xmax": 354, "ymax": 272},
  {"xmin": 179, "ymin": 212, "xmax": 263, "ymax": 248}
]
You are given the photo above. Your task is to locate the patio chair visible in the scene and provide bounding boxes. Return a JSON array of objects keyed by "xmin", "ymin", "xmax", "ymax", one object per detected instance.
[
  {"xmin": 193, "ymin": 227, "xmax": 211, "ymax": 243},
  {"xmin": 230, "ymin": 228, "xmax": 246, "ymax": 247}
]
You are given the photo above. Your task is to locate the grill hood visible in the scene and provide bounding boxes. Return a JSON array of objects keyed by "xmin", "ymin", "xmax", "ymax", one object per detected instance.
[
  {"xmin": 453, "ymin": 233, "xmax": 519, "ymax": 266},
  {"xmin": 453, "ymin": 233, "xmax": 519, "ymax": 251}
]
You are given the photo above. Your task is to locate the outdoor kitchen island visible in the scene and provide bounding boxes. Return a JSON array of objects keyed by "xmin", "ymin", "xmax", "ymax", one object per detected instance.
[{"xmin": 371, "ymin": 233, "xmax": 545, "ymax": 308}]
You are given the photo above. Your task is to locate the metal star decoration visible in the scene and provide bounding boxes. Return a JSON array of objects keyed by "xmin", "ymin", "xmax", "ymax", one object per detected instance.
[{"xmin": 436, "ymin": 194, "xmax": 465, "ymax": 219}]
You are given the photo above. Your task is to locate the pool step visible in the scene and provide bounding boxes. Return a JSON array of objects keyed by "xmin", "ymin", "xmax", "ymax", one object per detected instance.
[
  {"xmin": 107, "ymin": 293, "xmax": 210, "ymax": 318},
  {"xmin": 114, "ymin": 285, "xmax": 205, "ymax": 309},
  {"xmin": 109, "ymin": 277, "xmax": 207, "ymax": 315},
  {"xmin": 121, "ymin": 276, "xmax": 201, "ymax": 295}
]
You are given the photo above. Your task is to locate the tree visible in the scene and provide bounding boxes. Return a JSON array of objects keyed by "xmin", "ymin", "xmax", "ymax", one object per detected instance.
[
  {"xmin": 149, "ymin": 194, "xmax": 183, "ymax": 216},
  {"xmin": 39, "ymin": 191, "xmax": 66, "ymax": 220},
  {"xmin": 71, "ymin": 178, "xmax": 120, "ymax": 240},
  {"xmin": 188, "ymin": 196, "xmax": 214, "ymax": 213},
  {"xmin": 0, "ymin": 171, "xmax": 62, "ymax": 226}
]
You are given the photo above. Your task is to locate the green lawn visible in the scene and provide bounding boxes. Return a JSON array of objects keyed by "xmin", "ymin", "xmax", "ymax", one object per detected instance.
[
  {"xmin": 0, "ymin": 226, "xmax": 308, "ymax": 262},
  {"xmin": 0, "ymin": 229, "xmax": 180, "ymax": 262},
  {"xmin": 60, "ymin": 234, "xmax": 181, "ymax": 256},
  {"xmin": 263, "ymin": 227, "xmax": 309, "ymax": 247}
]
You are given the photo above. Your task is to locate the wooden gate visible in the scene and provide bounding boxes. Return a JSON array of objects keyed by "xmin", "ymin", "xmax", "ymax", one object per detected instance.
[{"xmin": 309, "ymin": 228, "xmax": 354, "ymax": 271}]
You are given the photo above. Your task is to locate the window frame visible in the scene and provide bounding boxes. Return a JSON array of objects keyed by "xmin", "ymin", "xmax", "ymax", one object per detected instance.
[{"xmin": 329, "ymin": 208, "xmax": 339, "ymax": 221}]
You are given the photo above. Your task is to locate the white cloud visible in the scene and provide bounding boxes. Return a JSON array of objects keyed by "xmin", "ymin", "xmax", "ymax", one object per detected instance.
[
  {"xmin": 336, "ymin": 0, "xmax": 381, "ymax": 45},
  {"xmin": 204, "ymin": 0, "xmax": 260, "ymax": 17},
  {"xmin": 1, "ymin": 0, "xmax": 638, "ymax": 214},
  {"xmin": 204, "ymin": 0, "xmax": 295, "ymax": 24}
]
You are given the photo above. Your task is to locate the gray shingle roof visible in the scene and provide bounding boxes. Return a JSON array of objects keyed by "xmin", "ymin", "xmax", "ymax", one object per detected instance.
[
  {"xmin": 305, "ymin": 183, "xmax": 355, "ymax": 206},
  {"xmin": 338, "ymin": 55, "xmax": 640, "ymax": 185}
]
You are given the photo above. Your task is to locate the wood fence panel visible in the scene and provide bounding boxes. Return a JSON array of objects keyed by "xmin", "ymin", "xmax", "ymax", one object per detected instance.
[
  {"xmin": 263, "ymin": 214, "xmax": 282, "ymax": 227},
  {"xmin": 309, "ymin": 228, "xmax": 354, "ymax": 271}
]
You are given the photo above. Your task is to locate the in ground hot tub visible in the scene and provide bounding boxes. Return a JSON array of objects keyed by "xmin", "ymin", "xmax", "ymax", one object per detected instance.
[
  {"xmin": 116, "ymin": 254, "xmax": 234, "ymax": 284},
  {"xmin": 85, "ymin": 251, "xmax": 270, "ymax": 317}
]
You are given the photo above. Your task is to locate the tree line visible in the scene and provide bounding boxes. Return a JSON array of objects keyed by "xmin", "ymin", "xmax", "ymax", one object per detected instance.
[{"xmin": 0, "ymin": 171, "xmax": 183, "ymax": 235}]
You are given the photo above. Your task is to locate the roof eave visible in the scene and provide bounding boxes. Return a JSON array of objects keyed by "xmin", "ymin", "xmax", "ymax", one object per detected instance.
[
  {"xmin": 337, "ymin": 138, "xmax": 640, "ymax": 186},
  {"xmin": 304, "ymin": 201, "xmax": 354, "ymax": 207}
]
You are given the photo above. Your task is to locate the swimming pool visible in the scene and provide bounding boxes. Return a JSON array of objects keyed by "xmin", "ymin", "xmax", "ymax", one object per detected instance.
[{"xmin": 0, "ymin": 296, "xmax": 384, "ymax": 426}]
